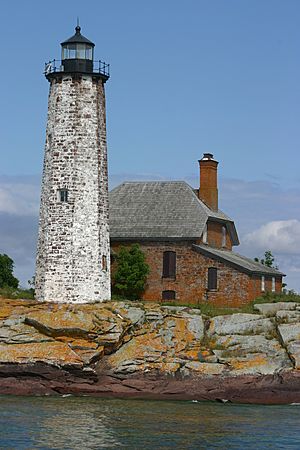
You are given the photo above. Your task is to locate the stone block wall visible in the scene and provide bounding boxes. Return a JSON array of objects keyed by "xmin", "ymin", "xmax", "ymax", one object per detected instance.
[{"xmin": 35, "ymin": 74, "xmax": 111, "ymax": 303}]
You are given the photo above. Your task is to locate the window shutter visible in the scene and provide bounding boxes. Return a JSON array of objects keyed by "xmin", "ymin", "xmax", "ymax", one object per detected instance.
[
  {"xmin": 162, "ymin": 251, "xmax": 176, "ymax": 278},
  {"xmin": 163, "ymin": 252, "xmax": 169, "ymax": 277},
  {"xmin": 208, "ymin": 268, "xmax": 217, "ymax": 290},
  {"xmin": 169, "ymin": 251, "xmax": 176, "ymax": 277}
]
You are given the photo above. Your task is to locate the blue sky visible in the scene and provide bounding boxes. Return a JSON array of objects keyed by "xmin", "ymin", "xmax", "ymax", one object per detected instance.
[{"xmin": 0, "ymin": 0, "xmax": 300, "ymax": 291}]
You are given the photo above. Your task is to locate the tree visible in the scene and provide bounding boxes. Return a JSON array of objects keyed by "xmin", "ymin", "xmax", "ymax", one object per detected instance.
[
  {"xmin": 254, "ymin": 250, "xmax": 278, "ymax": 269},
  {"xmin": 113, "ymin": 244, "xmax": 149, "ymax": 299},
  {"xmin": 28, "ymin": 276, "xmax": 35, "ymax": 295},
  {"xmin": 0, "ymin": 254, "xmax": 19, "ymax": 289}
]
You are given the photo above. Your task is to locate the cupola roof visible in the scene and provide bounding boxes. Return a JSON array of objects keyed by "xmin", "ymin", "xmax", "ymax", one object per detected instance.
[{"xmin": 61, "ymin": 25, "xmax": 95, "ymax": 46}]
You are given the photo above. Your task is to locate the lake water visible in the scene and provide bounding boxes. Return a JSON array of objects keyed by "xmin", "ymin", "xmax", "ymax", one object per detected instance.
[{"xmin": 0, "ymin": 396, "xmax": 299, "ymax": 449}]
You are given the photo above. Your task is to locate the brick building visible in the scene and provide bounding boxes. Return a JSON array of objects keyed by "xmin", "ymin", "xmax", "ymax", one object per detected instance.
[{"xmin": 109, "ymin": 154, "xmax": 284, "ymax": 307}]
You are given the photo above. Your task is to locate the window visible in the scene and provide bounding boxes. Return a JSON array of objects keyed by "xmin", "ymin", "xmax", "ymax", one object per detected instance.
[
  {"xmin": 162, "ymin": 290, "xmax": 176, "ymax": 301},
  {"xmin": 261, "ymin": 275, "xmax": 265, "ymax": 292},
  {"xmin": 76, "ymin": 44, "xmax": 86, "ymax": 59},
  {"xmin": 62, "ymin": 44, "xmax": 76, "ymax": 59},
  {"xmin": 85, "ymin": 45, "xmax": 93, "ymax": 60},
  {"xmin": 102, "ymin": 255, "xmax": 107, "ymax": 271},
  {"xmin": 62, "ymin": 43, "xmax": 94, "ymax": 61},
  {"xmin": 203, "ymin": 223, "xmax": 208, "ymax": 244},
  {"xmin": 208, "ymin": 267, "xmax": 217, "ymax": 290},
  {"xmin": 58, "ymin": 189, "xmax": 68, "ymax": 202},
  {"xmin": 162, "ymin": 251, "xmax": 176, "ymax": 278},
  {"xmin": 272, "ymin": 277, "xmax": 276, "ymax": 292},
  {"xmin": 222, "ymin": 226, "xmax": 226, "ymax": 248}
]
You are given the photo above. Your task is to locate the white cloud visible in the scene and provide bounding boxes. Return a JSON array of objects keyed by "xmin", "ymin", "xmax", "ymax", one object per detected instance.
[
  {"xmin": 244, "ymin": 220, "xmax": 300, "ymax": 255},
  {"xmin": 275, "ymin": 255, "xmax": 300, "ymax": 293},
  {"xmin": 0, "ymin": 176, "xmax": 40, "ymax": 216},
  {"xmin": 241, "ymin": 220, "xmax": 300, "ymax": 292}
]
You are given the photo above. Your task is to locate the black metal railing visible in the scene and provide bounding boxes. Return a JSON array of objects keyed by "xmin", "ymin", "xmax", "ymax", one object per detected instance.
[{"xmin": 44, "ymin": 59, "xmax": 110, "ymax": 77}]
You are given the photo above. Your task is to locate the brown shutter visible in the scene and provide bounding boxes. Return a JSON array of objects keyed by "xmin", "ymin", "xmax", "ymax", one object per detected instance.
[
  {"xmin": 208, "ymin": 268, "xmax": 217, "ymax": 290},
  {"xmin": 162, "ymin": 251, "xmax": 176, "ymax": 278},
  {"xmin": 163, "ymin": 252, "xmax": 169, "ymax": 277},
  {"xmin": 169, "ymin": 251, "xmax": 176, "ymax": 277}
]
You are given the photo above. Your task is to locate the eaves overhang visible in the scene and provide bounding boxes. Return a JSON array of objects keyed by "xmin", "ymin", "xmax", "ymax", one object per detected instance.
[
  {"xmin": 192, "ymin": 244, "xmax": 285, "ymax": 277},
  {"xmin": 110, "ymin": 236, "xmax": 198, "ymax": 242}
]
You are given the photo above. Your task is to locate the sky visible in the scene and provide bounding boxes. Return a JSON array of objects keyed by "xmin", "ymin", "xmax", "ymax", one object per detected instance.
[{"xmin": 0, "ymin": 0, "xmax": 299, "ymax": 291}]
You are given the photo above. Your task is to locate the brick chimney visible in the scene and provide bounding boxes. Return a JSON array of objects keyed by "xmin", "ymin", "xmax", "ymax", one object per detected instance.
[{"xmin": 198, "ymin": 153, "xmax": 218, "ymax": 211}]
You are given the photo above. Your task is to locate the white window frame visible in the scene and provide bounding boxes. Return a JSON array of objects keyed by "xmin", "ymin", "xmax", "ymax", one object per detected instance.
[
  {"xmin": 261, "ymin": 275, "xmax": 265, "ymax": 292},
  {"xmin": 272, "ymin": 277, "xmax": 276, "ymax": 292},
  {"xmin": 222, "ymin": 225, "xmax": 226, "ymax": 247},
  {"xmin": 203, "ymin": 223, "xmax": 208, "ymax": 244}
]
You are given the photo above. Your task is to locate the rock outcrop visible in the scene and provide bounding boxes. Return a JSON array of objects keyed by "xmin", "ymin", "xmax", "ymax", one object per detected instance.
[{"xmin": 0, "ymin": 298, "xmax": 300, "ymax": 403}]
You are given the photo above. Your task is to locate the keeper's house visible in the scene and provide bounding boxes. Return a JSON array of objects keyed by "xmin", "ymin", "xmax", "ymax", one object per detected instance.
[{"xmin": 109, "ymin": 154, "xmax": 284, "ymax": 306}]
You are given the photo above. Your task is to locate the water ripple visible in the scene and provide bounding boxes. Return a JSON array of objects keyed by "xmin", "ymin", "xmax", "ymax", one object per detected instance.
[{"xmin": 0, "ymin": 396, "xmax": 300, "ymax": 449}]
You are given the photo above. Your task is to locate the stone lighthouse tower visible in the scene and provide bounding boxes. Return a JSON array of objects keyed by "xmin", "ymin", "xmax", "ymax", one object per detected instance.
[{"xmin": 35, "ymin": 25, "xmax": 111, "ymax": 303}]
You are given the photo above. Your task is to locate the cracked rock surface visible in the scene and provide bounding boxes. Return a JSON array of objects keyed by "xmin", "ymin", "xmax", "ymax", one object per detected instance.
[{"xmin": 0, "ymin": 299, "xmax": 300, "ymax": 403}]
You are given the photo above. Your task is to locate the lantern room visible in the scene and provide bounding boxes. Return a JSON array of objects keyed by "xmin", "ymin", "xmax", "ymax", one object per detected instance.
[{"xmin": 61, "ymin": 25, "xmax": 95, "ymax": 73}]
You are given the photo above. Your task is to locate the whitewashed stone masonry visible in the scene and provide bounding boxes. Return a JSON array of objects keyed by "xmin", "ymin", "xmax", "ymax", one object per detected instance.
[{"xmin": 35, "ymin": 74, "xmax": 111, "ymax": 303}]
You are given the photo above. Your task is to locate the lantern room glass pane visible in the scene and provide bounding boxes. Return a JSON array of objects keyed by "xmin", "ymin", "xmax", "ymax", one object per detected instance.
[
  {"xmin": 69, "ymin": 49, "xmax": 76, "ymax": 58},
  {"xmin": 62, "ymin": 44, "xmax": 76, "ymax": 59},
  {"xmin": 62, "ymin": 47, "xmax": 68, "ymax": 59},
  {"xmin": 76, "ymin": 44, "xmax": 86, "ymax": 59},
  {"xmin": 85, "ymin": 46, "xmax": 93, "ymax": 60},
  {"xmin": 62, "ymin": 43, "xmax": 93, "ymax": 61}
]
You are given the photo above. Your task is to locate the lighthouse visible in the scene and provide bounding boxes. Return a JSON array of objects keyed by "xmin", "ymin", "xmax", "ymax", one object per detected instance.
[{"xmin": 35, "ymin": 25, "xmax": 111, "ymax": 303}]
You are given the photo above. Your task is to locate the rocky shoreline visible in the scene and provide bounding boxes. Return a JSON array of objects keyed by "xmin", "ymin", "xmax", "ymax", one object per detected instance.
[
  {"xmin": 0, "ymin": 299, "xmax": 300, "ymax": 404},
  {"xmin": 1, "ymin": 363, "xmax": 300, "ymax": 404}
]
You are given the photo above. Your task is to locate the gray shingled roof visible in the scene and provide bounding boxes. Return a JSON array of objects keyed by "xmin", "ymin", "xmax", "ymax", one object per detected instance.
[
  {"xmin": 192, "ymin": 244, "xmax": 285, "ymax": 276},
  {"xmin": 109, "ymin": 181, "xmax": 239, "ymax": 244}
]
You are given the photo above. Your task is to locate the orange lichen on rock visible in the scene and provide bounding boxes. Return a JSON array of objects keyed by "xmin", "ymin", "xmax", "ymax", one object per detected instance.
[
  {"xmin": 184, "ymin": 361, "xmax": 226, "ymax": 375},
  {"xmin": 229, "ymin": 354, "xmax": 272, "ymax": 373},
  {"xmin": 0, "ymin": 342, "xmax": 82, "ymax": 366},
  {"xmin": 0, "ymin": 299, "xmax": 41, "ymax": 321},
  {"xmin": 108, "ymin": 329, "xmax": 168, "ymax": 368},
  {"xmin": 0, "ymin": 299, "xmax": 297, "ymax": 379}
]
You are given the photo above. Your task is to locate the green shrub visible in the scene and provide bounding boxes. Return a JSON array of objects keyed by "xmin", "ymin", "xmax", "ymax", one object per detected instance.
[{"xmin": 112, "ymin": 244, "xmax": 149, "ymax": 300}]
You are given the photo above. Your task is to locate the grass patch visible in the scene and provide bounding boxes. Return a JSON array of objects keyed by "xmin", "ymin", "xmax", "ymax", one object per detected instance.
[
  {"xmin": 253, "ymin": 291, "xmax": 300, "ymax": 305},
  {"xmin": 200, "ymin": 303, "xmax": 237, "ymax": 317},
  {"xmin": 0, "ymin": 286, "xmax": 35, "ymax": 300},
  {"xmin": 111, "ymin": 293, "xmax": 142, "ymax": 302},
  {"xmin": 161, "ymin": 301, "xmax": 252, "ymax": 317}
]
